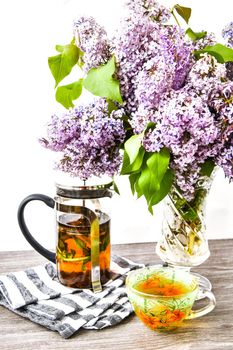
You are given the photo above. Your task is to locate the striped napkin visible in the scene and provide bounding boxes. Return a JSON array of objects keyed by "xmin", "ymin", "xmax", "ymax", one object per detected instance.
[{"xmin": 0, "ymin": 255, "xmax": 143, "ymax": 338}]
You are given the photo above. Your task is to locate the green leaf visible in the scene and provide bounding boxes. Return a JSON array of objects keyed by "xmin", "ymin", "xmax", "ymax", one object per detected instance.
[
  {"xmin": 200, "ymin": 159, "xmax": 215, "ymax": 177},
  {"xmin": 194, "ymin": 44, "xmax": 233, "ymax": 63},
  {"xmin": 101, "ymin": 233, "xmax": 110, "ymax": 252},
  {"xmin": 55, "ymin": 79, "xmax": 83, "ymax": 108},
  {"xmin": 186, "ymin": 28, "xmax": 207, "ymax": 41},
  {"xmin": 129, "ymin": 173, "xmax": 140, "ymax": 195},
  {"xmin": 145, "ymin": 121, "xmax": 156, "ymax": 132},
  {"xmin": 174, "ymin": 195, "xmax": 200, "ymax": 224},
  {"xmin": 121, "ymin": 147, "xmax": 145, "ymax": 175},
  {"xmin": 107, "ymin": 99, "xmax": 119, "ymax": 114},
  {"xmin": 55, "ymin": 45, "xmax": 65, "ymax": 53},
  {"xmin": 149, "ymin": 169, "xmax": 174, "ymax": 209},
  {"xmin": 113, "ymin": 180, "xmax": 120, "ymax": 195},
  {"xmin": 48, "ymin": 44, "xmax": 80, "ymax": 87},
  {"xmin": 70, "ymin": 249, "xmax": 76, "ymax": 258},
  {"xmin": 126, "ymin": 149, "xmax": 172, "ymax": 212},
  {"xmin": 173, "ymin": 4, "xmax": 191, "ymax": 24},
  {"xmin": 70, "ymin": 37, "xmax": 76, "ymax": 45},
  {"xmin": 146, "ymin": 148, "xmax": 170, "ymax": 190},
  {"xmin": 121, "ymin": 152, "xmax": 131, "ymax": 175},
  {"xmin": 135, "ymin": 175, "xmax": 144, "ymax": 199},
  {"xmin": 137, "ymin": 165, "xmax": 157, "ymax": 204},
  {"xmin": 83, "ymin": 56, "xmax": 123, "ymax": 103},
  {"xmin": 123, "ymin": 148, "xmax": 172, "ymax": 213},
  {"xmin": 182, "ymin": 207, "xmax": 199, "ymax": 222},
  {"xmin": 125, "ymin": 133, "xmax": 143, "ymax": 164},
  {"xmin": 74, "ymin": 237, "xmax": 86, "ymax": 250}
]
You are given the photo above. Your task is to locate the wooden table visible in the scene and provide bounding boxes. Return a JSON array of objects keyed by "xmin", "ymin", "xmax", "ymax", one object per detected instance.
[{"xmin": 0, "ymin": 239, "xmax": 233, "ymax": 350}]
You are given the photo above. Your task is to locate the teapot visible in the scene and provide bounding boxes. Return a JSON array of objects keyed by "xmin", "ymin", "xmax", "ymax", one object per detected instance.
[{"xmin": 17, "ymin": 182, "xmax": 112, "ymax": 293}]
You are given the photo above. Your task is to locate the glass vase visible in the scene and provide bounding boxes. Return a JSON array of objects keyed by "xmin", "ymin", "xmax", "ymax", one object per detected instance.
[{"xmin": 156, "ymin": 176, "xmax": 214, "ymax": 297}]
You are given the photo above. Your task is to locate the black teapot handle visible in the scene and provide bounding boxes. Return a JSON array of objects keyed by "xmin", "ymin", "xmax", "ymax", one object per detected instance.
[{"xmin": 17, "ymin": 194, "xmax": 56, "ymax": 263}]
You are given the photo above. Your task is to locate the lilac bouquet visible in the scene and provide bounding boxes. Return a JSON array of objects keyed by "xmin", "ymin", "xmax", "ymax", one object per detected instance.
[
  {"xmin": 41, "ymin": 0, "xmax": 233, "ymax": 216},
  {"xmin": 40, "ymin": 100, "xmax": 125, "ymax": 180}
]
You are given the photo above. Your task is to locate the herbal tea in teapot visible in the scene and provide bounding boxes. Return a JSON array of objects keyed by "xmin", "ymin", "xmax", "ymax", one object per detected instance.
[{"xmin": 57, "ymin": 212, "xmax": 111, "ymax": 288}]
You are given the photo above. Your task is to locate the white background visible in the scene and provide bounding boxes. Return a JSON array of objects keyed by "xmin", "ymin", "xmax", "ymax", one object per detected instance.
[{"xmin": 0, "ymin": 0, "xmax": 232, "ymax": 252}]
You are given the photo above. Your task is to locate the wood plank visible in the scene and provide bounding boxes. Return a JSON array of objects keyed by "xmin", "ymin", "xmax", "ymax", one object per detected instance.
[{"xmin": 0, "ymin": 240, "xmax": 233, "ymax": 350}]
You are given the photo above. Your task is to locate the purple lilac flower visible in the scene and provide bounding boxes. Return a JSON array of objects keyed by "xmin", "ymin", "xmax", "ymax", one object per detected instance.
[
  {"xmin": 172, "ymin": 164, "xmax": 201, "ymax": 201},
  {"xmin": 73, "ymin": 16, "xmax": 111, "ymax": 72},
  {"xmin": 41, "ymin": 99, "xmax": 125, "ymax": 180},
  {"xmin": 142, "ymin": 89, "xmax": 220, "ymax": 200},
  {"xmin": 125, "ymin": 0, "xmax": 171, "ymax": 22},
  {"xmin": 120, "ymin": 4, "xmax": 232, "ymax": 200},
  {"xmin": 208, "ymin": 81, "xmax": 233, "ymax": 117},
  {"xmin": 208, "ymin": 82, "xmax": 233, "ymax": 179},
  {"xmin": 222, "ymin": 22, "xmax": 233, "ymax": 81},
  {"xmin": 134, "ymin": 56, "xmax": 173, "ymax": 109},
  {"xmin": 186, "ymin": 54, "xmax": 227, "ymax": 100},
  {"xmin": 113, "ymin": 13, "xmax": 193, "ymax": 119},
  {"xmin": 160, "ymin": 25, "xmax": 194, "ymax": 90},
  {"xmin": 113, "ymin": 15, "xmax": 161, "ymax": 114},
  {"xmin": 222, "ymin": 22, "xmax": 233, "ymax": 48},
  {"xmin": 217, "ymin": 146, "xmax": 233, "ymax": 180},
  {"xmin": 144, "ymin": 90, "xmax": 218, "ymax": 154},
  {"xmin": 130, "ymin": 106, "xmax": 155, "ymax": 134},
  {"xmin": 162, "ymin": 91, "xmax": 218, "ymax": 154},
  {"xmin": 225, "ymin": 62, "xmax": 233, "ymax": 81},
  {"xmin": 39, "ymin": 109, "xmax": 82, "ymax": 151},
  {"xmin": 193, "ymin": 32, "xmax": 217, "ymax": 50}
]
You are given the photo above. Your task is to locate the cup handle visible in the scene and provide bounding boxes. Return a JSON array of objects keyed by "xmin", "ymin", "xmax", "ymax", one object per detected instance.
[{"xmin": 186, "ymin": 290, "xmax": 216, "ymax": 319}]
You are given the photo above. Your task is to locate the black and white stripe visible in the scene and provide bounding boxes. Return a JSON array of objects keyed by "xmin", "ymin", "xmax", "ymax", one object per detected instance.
[{"xmin": 0, "ymin": 256, "xmax": 144, "ymax": 338}]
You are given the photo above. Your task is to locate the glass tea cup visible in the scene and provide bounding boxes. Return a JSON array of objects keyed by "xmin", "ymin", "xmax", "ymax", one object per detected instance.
[{"xmin": 126, "ymin": 266, "xmax": 216, "ymax": 331}]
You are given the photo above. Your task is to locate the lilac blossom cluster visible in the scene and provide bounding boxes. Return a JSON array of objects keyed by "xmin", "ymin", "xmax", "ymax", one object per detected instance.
[
  {"xmin": 112, "ymin": 14, "xmax": 193, "ymax": 115},
  {"xmin": 73, "ymin": 16, "xmax": 111, "ymax": 72},
  {"xmin": 186, "ymin": 53, "xmax": 226, "ymax": 100},
  {"xmin": 72, "ymin": 1, "xmax": 191, "ymax": 116},
  {"xmin": 222, "ymin": 22, "xmax": 233, "ymax": 81},
  {"xmin": 125, "ymin": 0, "xmax": 171, "ymax": 22},
  {"xmin": 40, "ymin": 100, "xmax": 125, "ymax": 180},
  {"xmin": 143, "ymin": 90, "xmax": 220, "ymax": 200},
  {"xmin": 222, "ymin": 22, "xmax": 233, "ymax": 48},
  {"xmin": 114, "ymin": 1, "xmax": 232, "ymax": 200},
  {"xmin": 209, "ymin": 82, "xmax": 233, "ymax": 181},
  {"xmin": 192, "ymin": 32, "xmax": 217, "ymax": 51},
  {"xmin": 142, "ymin": 53, "xmax": 233, "ymax": 200}
]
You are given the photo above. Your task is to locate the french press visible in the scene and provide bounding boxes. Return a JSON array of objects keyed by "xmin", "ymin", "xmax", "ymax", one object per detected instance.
[{"xmin": 17, "ymin": 182, "xmax": 112, "ymax": 293}]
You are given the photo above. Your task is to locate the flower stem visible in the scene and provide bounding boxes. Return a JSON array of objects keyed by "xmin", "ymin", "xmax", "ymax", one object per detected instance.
[
  {"xmin": 187, "ymin": 232, "xmax": 195, "ymax": 255},
  {"xmin": 171, "ymin": 9, "xmax": 181, "ymax": 27}
]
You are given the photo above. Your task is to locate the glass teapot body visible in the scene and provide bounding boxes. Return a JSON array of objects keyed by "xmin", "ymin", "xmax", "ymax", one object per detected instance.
[{"xmin": 18, "ymin": 182, "xmax": 112, "ymax": 292}]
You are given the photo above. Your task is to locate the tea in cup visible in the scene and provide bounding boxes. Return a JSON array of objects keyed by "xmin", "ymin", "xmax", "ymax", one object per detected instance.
[{"xmin": 126, "ymin": 266, "xmax": 215, "ymax": 331}]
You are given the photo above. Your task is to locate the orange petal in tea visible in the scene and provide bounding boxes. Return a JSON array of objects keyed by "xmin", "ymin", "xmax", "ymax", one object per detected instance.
[
  {"xmin": 137, "ymin": 309, "xmax": 170, "ymax": 329},
  {"xmin": 165, "ymin": 309, "xmax": 185, "ymax": 323},
  {"xmin": 65, "ymin": 238, "xmax": 83, "ymax": 256},
  {"xmin": 137, "ymin": 308, "xmax": 185, "ymax": 329},
  {"xmin": 158, "ymin": 285, "xmax": 186, "ymax": 296},
  {"xmin": 137, "ymin": 277, "xmax": 160, "ymax": 294},
  {"xmin": 136, "ymin": 276, "xmax": 189, "ymax": 296}
]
